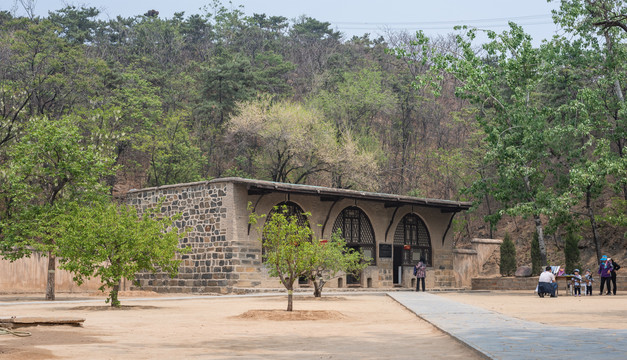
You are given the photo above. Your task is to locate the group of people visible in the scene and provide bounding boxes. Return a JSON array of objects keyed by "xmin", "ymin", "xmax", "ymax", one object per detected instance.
[{"xmin": 537, "ymin": 255, "xmax": 620, "ymax": 298}]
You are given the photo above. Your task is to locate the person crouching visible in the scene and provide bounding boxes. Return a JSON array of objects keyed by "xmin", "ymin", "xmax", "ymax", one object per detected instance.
[{"xmin": 538, "ymin": 266, "xmax": 558, "ymax": 297}]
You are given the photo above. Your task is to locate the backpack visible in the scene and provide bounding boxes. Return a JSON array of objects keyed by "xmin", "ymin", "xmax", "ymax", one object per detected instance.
[
  {"xmin": 614, "ymin": 261, "xmax": 620, "ymax": 271},
  {"xmin": 415, "ymin": 262, "xmax": 426, "ymax": 278}
]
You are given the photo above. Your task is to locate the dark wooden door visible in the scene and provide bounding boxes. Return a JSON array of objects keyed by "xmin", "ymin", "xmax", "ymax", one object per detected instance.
[{"xmin": 393, "ymin": 245, "xmax": 403, "ymax": 284}]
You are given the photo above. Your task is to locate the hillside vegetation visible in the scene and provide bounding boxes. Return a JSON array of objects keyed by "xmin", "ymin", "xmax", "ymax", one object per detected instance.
[{"xmin": 1, "ymin": 1, "xmax": 625, "ymax": 274}]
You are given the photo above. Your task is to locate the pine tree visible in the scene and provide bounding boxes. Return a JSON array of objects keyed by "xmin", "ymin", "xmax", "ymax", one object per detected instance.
[
  {"xmin": 500, "ymin": 233, "xmax": 517, "ymax": 276},
  {"xmin": 531, "ymin": 232, "xmax": 543, "ymax": 276}
]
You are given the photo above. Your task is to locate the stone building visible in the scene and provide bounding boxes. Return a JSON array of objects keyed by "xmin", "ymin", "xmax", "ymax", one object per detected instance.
[{"xmin": 126, "ymin": 177, "xmax": 471, "ymax": 293}]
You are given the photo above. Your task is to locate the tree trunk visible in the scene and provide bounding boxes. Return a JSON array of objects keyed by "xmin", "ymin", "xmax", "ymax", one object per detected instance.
[
  {"xmin": 45, "ymin": 252, "xmax": 55, "ymax": 301},
  {"xmin": 523, "ymin": 175, "xmax": 548, "ymax": 266},
  {"xmin": 313, "ymin": 278, "xmax": 325, "ymax": 298},
  {"xmin": 586, "ymin": 190, "xmax": 603, "ymax": 263},
  {"xmin": 533, "ymin": 214, "xmax": 548, "ymax": 267},
  {"xmin": 286, "ymin": 288, "xmax": 293, "ymax": 311},
  {"xmin": 110, "ymin": 280, "xmax": 121, "ymax": 308}
]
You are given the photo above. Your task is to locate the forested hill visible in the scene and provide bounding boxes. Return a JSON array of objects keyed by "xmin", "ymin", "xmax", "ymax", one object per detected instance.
[{"xmin": 0, "ymin": 1, "xmax": 625, "ymax": 268}]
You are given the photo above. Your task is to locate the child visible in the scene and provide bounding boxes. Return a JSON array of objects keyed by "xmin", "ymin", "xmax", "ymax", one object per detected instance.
[
  {"xmin": 571, "ymin": 269, "xmax": 582, "ymax": 296},
  {"xmin": 584, "ymin": 269, "xmax": 594, "ymax": 296},
  {"xmin": 557, "ymin": 267, "xmax": 565, "ymax": 276}
]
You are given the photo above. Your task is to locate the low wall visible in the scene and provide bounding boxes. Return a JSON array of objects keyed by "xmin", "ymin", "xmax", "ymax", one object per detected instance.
[
  {"xmin": 472, "ymin": 277, "xmax": 538, "ymax": 291},
  {"xmin": 0, "ymin": 252, "xmax": 105, "ymax": 294},
  {"xmin": 472, "ymin": 275, "xmax": 627, "ymax": 292}
]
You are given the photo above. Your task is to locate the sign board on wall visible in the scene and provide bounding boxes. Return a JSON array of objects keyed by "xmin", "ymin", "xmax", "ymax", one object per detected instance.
[{"xmin": 379, "ymin": 244, "xmax": 392, "ymax": 258}]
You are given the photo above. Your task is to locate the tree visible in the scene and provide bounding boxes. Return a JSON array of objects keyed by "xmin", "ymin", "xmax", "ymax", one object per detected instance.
[
  {"xmin": 142, "ymin": 112, "xmax": 203, "ymax": 187},
  {"xmin": 499, "ymin": 233, "xmax": 516, "ymax": 276},
  {"xmin": 312, "ymin": 67, "xmax": 394, "ymax": 133},
  {"xmin": 228, "ymin": 99, "xmax": 380, "ymax": 189},
  {"xmin": 56, "ymin": 201, "xmax": 188, "ymax": 307},
  {"xmin": 249, "ymin": 204, "xmax": 314, "ymax": 311},
  {"xmin": 0, "ymin": 115, "xmax": 116, "ymax": 300},
  {"xmin": 48, "ymin": 5, "xmax": 100, "ymax": 44},
  {"xmin": 531, "ymin": 232, "xmax": 543, "ymax": 276},
  {"xmin": 304, "ymin": 231, "xmax": 368, "ymax": 297},
  {"xmin": 550, "ymin": 0, "xmax": 627, "ymax": 256},
  {"xmin": 564, "ymin": 225, "xmax": 581, "ymax": 274},
  {"xmin": 403, "ymin": 26, "xmax": 576, "ymax": 267},
  {"xmin": 0, "ymin": 17, "xmax": 99, "ymax": 149}
]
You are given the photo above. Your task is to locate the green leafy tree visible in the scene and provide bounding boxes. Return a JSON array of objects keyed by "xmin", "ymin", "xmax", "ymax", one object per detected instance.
[
  {"xmin": 304, "ymin": 230, "xmax": 368, "ymax": 297},
  {"xmin": 313, "ymin": 67, "xmax": 394, "ymax": 133},
  {"xmin": 56, "ymin": 202, "xmax": 188, "ymax": 307},
  {"xmin": 499, "ymin": 233, "xmax": 516, "ymax": 276},
  {"xmin": 0, "ymin": 115, "xmax": 116, "ymax": 300},
  {"xmin": 403, "ymin": 25, "xmax": 577, "ymax": 266},
  {"xmin": 249, "ymin": 204, "xmax": 313, "ymax": 311},
  {"xmin": 48, "ymin": 5, "xmax": 100, "ymax": 44},
  {"xmin": 0, "ymin": 17, "xmax": 99, "ymax": 149},
  {"xmin": 143, "ymin": 112, "xmax": 203, "ymax": 186}
]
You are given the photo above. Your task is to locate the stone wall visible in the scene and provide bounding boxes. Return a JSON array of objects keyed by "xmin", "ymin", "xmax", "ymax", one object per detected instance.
[
  {"xmin": 453, "ymin": 238, "xmax": 502, "ymax": 288},
  {"xmin": 127, "ymin": 181, "xmax": 233, "ymax": 293}
]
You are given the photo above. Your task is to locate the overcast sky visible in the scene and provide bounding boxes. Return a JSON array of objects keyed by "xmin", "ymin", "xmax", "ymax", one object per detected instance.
[{"xmin": 5, "ymin": 0, "xmax": 563, "ymax": 43}]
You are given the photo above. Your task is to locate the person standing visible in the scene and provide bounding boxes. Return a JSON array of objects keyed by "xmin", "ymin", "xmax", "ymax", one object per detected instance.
[
  {"xmin": 610, "ymin": 258, "xmax": 620, "ymax": 295},
  {"xmin": 571, "ymin": 269, "xmax": 582, "ymax": 296},
  {"xmin": 598, "ymin": 255, "xmax": 613, "ymax": 295},
  {"xmin": 414, "ymin": 257, "xmax": 426, "ymax": 292},
  {"xmin": 584, "ymin": 269, "xmax": 594, "ymax": 296}
]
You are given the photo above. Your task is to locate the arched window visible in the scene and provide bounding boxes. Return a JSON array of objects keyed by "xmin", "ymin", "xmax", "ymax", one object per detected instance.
[
  {"xmin": 393, "ymin": 213, "xmax": 431, "ymax": 266},
  {"xmin": 332, "ymin": 206, "xmax": 375, "ymax": 265},
  {"xmin": 263, "ymin": 201, "xmax": 309, "ymax": 259}
]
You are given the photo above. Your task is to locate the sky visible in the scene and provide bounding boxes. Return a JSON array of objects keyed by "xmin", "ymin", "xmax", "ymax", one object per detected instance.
[{"xmin": 4, "ymin": 0, "xmax": 563, "ymax": 44}]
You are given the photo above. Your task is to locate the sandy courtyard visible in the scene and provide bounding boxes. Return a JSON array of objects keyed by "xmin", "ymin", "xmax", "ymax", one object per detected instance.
[
  {"xmin": 3, "ymin": 290, "xmax": 626, "ymax": 359},
  {"xmin": 0, "ymin": 293, "xmax": 480, "ymax": 360}
]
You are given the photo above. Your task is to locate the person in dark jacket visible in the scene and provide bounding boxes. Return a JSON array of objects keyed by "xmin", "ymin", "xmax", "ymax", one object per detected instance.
[
  {"xmin": 414, "ymin": 257, "xmax": 426, "ymax": 292},
  {"xmin": 598, "ymin": 255, "xmax": 613, "ymax": 295},
  {"xmin": 610, "ymin": 258, "xmax": 620, "ymax": 295}
]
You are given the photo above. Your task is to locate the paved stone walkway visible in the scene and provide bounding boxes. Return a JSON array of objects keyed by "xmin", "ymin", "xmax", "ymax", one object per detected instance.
[{"xmin": 388, "ymin": 292, "xmax": 627, "ymax": 360}]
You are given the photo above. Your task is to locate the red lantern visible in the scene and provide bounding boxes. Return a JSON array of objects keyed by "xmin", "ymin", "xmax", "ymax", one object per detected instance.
[{"xmin": 403, "ymin": 245, "xmax": 411, "ymax": 250}]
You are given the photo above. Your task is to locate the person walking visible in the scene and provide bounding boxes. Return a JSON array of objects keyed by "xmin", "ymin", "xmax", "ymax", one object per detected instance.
[
  {"xmin": 610, "ymin": 258, "xmax": 620, "ymax": 295},
  {"xmin": 598, "ymin": 255, "xmax": 613, "ymax": 295},
  {"xmin": 414, "ymin": 257, "xmax": 426, "ymax": 292}
]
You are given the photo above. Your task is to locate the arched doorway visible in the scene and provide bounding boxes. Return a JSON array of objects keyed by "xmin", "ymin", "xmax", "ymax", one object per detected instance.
[
  {"xmin": 393, "ymin": 213, "xmax": 431, "ymax": 284},
  {"xmin": 332, "ymin": 206, "xmax": 375, "ymax": 285}
]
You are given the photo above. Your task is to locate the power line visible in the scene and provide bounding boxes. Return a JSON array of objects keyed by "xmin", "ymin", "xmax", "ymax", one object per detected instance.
[
  {"xmin": 330, "ymin": 14, "xmax": 552, "ymax": 26},
  {"xmin": 337, "ymin": 20, "xmax": 555, "ymax": 31}
]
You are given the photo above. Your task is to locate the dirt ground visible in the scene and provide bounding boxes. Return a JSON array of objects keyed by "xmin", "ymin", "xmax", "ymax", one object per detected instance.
[
  {"xmin": 0, "ymin": 292, "xmax": 480, "ymax": 360},
  {"xmin": 438, "ymin": 290, "xmax": 627, "ymax": 329},
  {"xmin": 4, "ymin": 290, "xmax": 625, "ymax": 359}
]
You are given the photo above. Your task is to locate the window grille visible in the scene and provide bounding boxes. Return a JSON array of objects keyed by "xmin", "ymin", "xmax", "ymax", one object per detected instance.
[
  {"xmin": 332, "ymin": 206, "xmax": 375, "ymax": 266},
  {"xmin": 393, "ymin": 214, "xmax": 431, "ymax": 266}
]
